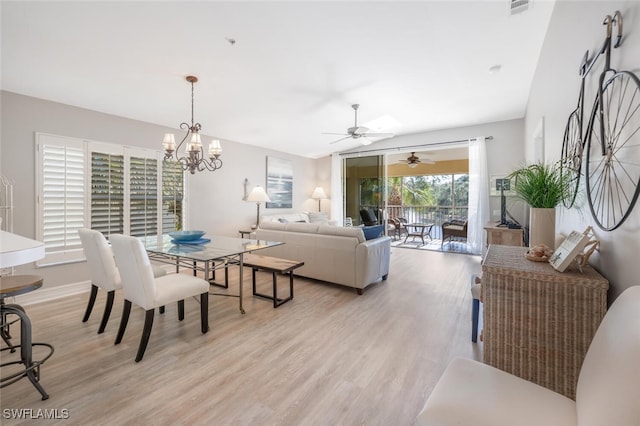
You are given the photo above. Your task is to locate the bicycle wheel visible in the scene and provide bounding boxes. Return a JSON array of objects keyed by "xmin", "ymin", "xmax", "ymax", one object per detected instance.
[
  {"xmin": 585, "ymin": 70, "xmax": 640, "ymax": 231},
  {"xmin": 560, "ymin": 109, "xmax": 583, "ymax": 208}
]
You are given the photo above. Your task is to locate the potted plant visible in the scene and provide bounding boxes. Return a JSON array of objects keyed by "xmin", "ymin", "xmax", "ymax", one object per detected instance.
[{"xmin": 508, "ymin": 162, "xmax": 569, "ymax": 249}]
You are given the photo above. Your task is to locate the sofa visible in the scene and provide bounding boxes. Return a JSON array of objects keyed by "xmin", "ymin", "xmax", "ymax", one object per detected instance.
[{"xmin": 255, "ymin": 221, "xmax": 391, "ymax": 294}]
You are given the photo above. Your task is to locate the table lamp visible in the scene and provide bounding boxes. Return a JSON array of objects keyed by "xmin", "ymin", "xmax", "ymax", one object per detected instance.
[
  {"xmin": 311, "ymin": 186, "xmax": 327, "ymax": 212},
  {"xmin": 247, "ymin": 185, "xmax": 271, "ymax": 229}
]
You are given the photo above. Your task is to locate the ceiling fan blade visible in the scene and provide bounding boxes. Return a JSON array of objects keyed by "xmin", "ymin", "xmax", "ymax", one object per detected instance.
[
  {"xmin": 329, "ymin": 136, "xmax": 353, "ymax": 145},
  {"xmin": 322, "ymin": 132, "xmax": 349, "ymax": 136},
  {"xmin": 361, "ymin": 132, "xmax": 395, "ymax": 138}
]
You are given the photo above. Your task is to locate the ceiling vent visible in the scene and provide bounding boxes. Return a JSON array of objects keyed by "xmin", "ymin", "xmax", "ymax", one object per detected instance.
[{"xmin": 509, "ymin": 0, "xmax": 530, "ymax": 15}]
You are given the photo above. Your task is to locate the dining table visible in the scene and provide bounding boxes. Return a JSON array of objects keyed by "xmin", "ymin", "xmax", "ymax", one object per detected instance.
[{"xmin": 139, "ymin": 235, "xmax": 283, "ymax": 314}]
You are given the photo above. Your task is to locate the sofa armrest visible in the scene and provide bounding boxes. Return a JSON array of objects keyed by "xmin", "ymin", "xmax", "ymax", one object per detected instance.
[{"xmin": 355, "ymin": 236, "xmax": 391, "ymax": 289}]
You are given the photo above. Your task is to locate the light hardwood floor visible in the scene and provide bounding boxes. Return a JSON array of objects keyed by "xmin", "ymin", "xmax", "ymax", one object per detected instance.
[{"xmin": 1, "ymin": 248, "xmax": 483, "ymax": 425}]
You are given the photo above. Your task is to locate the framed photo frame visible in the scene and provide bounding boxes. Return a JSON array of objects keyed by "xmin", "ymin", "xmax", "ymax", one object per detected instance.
[{"xmin": 266, "ymin": 156, "xmax": 293, "ymax": 208}]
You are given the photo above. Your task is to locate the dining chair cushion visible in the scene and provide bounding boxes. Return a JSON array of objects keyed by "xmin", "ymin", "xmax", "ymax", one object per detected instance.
[{"xmin": 153, "ymin": 274, "xmax": 210, "ymax": 308}]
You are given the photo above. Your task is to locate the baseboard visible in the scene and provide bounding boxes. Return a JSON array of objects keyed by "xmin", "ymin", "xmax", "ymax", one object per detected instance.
[
  {"xmin": 11, "ymin": 264, "xmax": 173, "ymax": 306},
  {"xmin": 14, "ymin": 280, "xmax": 90, "ymax": 306}
]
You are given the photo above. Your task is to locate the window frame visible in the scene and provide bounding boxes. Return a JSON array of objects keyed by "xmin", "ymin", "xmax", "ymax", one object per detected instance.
[{"xmin": 35, "ymin": 132, "xmax": 186, "ymax": 267}]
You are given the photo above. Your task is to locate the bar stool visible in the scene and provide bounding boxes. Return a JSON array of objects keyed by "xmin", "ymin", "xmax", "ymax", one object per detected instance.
[{"xmin": 0, "ymin": 275, "xmax": 54, "ymax": 400}]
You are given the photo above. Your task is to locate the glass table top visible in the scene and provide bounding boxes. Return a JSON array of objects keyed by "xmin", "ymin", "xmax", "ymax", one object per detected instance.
[{"xmin": 139, "ymin": 234, "xmax": 283, "ymax": 262}]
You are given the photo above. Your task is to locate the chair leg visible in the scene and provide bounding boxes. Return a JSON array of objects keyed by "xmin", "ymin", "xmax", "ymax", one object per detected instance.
[
  {"xmin": 178, "ymin": 300, "xmax": 185, "ymax": 321},
  {"xmin": 200, "ymin": 292, "xmax": 209, "ymax": 333},
  {"xmin": 82, "ymin": 284, "xmax": 99, "ymax": 322},
  {"xmin": 115, "ymin": 300, "xmax": 131, "ymax": 345},
  {"xmin": 97, "ymin": 290, "xmax": 115, "ymax": 334},
  {"xmin": 135, "ymin": 309, "xmax": 155, "ymax": 362}
]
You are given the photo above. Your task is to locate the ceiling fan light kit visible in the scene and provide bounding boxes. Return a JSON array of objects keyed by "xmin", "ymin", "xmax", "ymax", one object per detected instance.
[
  {"xmin": 162, "ymin": 75, "xmax": 223, "ymax": 174},
  {"xmin": 325, "ymin": 103, "xmax": 394, "ymax": 145}
]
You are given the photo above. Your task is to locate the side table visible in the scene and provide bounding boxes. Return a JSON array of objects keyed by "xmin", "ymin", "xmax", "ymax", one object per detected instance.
[
  {"xmin": 238, "ymin": 229, "xmax": 254, "ymax": 239},
  {"xmin": 1, "ymin": 275, "xmax": 54, "ymax": 400},
  {"xmin": 481, "ymin": 245, "xmax": 608, "ymax": 399}
]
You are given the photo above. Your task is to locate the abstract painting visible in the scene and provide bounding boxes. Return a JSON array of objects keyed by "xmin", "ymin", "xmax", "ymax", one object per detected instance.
[{"xmin": 266, "ymin": 156, "xmax": 293, "ymax": 208}]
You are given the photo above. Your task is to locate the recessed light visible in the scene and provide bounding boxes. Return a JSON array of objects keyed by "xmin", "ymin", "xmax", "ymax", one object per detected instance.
[{"xmin": 489, "ymin": 64, "xmax": 502, "ymax": 74}]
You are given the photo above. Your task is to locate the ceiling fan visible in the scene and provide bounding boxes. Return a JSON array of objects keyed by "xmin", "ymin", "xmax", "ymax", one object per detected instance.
[
  {"xmin": 325, "ymin": 104, "xmax": 395, "ymax": 145},
  {"xmin": 398, "ymin": 152, "xmax": 435, "ymax": 168}
]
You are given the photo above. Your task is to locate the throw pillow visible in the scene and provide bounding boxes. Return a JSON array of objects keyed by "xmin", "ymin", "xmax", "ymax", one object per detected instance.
[
  {"xmin": 362, "ymin": 225, "xmax": 384, "ymax": 240},
  {"xmin": 308, "ymin": 212, "xmax": 330, "ymax": 224}
]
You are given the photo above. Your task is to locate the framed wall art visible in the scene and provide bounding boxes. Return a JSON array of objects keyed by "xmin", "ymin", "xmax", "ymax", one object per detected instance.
[{"xmin": 266, "ymin": 156, "xmax": 293, "ymax": 208}]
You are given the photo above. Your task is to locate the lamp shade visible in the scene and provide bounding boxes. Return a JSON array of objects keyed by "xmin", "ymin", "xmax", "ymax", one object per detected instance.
[
  {"xmin": 247, "ymin": 186, "xmax": 271, "ymax": 203},
  {"xmin": 311, "ymin": 186, "xmax": 327, "ymax": 200}
]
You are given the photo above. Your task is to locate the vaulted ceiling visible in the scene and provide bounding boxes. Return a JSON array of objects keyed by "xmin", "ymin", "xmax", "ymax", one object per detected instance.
[{"xmin": 1, "ymin": 1, "xmax": 555, "ymax": 158}]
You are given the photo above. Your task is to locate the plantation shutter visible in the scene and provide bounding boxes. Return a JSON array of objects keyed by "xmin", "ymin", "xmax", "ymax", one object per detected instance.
[
  {"xmin": 90, "ymin": 151, "xmax": 124, "ymax": 235},
  {"xmin": 129, "ymin": 155, "xmax": 158, "ymax": 237},
  {"xmin": 162, "ymin": 161, "xmax": 184, "ymax": 233},
  {"xmin": 37, "ymin": 134, "xmax": 86, "ymax": 264}
]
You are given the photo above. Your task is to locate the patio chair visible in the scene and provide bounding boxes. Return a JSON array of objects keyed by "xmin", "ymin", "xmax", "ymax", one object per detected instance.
[
  {"xmin": 360, "ymin": 209, "xmax": 378, "ymax": 226},
  {"xmin": 441, "ymin": 219, "xmax": 468, "ymax": 248}
]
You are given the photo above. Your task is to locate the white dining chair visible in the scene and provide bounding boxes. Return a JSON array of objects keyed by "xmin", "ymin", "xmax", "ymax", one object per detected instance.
[
  {"xmin": 78, "ymin": 228, "xmax": 122, "ymax": 334},
  {"xmin": 78, "ymin": 228, "xmax": 167, "ymax": 334},
  {"xmin": 109, "ymin": 234, "xmax": 210, "ymax": 362}
]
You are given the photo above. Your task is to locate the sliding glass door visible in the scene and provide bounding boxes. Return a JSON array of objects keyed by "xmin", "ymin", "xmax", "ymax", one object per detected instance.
[{"xmin": 344, "ymin": 155, "xmax": 385, "ymax": 226}]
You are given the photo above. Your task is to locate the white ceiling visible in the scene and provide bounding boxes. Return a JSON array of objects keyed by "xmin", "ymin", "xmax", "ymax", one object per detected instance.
[{"xmin": 1, "ymin": 1, "xmax": 555, "ymax": 159}]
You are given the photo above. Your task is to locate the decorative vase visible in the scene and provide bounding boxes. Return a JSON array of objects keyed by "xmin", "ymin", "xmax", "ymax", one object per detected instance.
[{"xmin": 529, "ymin": 207, "xmax": 556, "ymax": 249}]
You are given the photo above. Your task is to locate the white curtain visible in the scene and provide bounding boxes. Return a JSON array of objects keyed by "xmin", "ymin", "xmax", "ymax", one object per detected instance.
[
  {"xmin": 330, "ymin": 153, "xmax": 344, "ymax": 225},
  {"xmin": 468, "ymin": 137, "xmax": 490, "ymax": 255}
]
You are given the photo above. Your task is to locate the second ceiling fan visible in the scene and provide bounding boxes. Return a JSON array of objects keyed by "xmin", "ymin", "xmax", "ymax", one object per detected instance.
[
  {"xmin": 324, "ymin": 104, "xmax": 395, "ymax": 145},
  {"xmin": 398, "ymin": 152, "xmax": 435, "ymax": 168}
]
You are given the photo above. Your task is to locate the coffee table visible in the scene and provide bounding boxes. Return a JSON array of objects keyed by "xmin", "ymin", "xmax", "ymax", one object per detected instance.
[{"xmin": 404, "ymin": 223, "xmax": 435, "ymax": 246}]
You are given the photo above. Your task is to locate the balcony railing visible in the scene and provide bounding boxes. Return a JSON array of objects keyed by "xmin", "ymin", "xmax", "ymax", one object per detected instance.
[{"xmin": 359, "ymin": 205, "xmax": 468, "ymax": 240}]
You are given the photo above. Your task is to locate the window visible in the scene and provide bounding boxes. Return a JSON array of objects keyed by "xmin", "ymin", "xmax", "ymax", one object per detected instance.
[
  {"xmin": 36, "ymin": 134, "xmax": 85, "ymax": 265},
  {"xmin": 36, "ymin": 133, "xmax": 185, "ymax": 266},
  {"xmin": 90, "ymin": 151, "xmax": 124, "ymax": 235}
]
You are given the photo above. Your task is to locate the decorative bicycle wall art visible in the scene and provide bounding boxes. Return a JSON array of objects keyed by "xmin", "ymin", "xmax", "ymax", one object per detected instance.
[{"xmin": 560, "ymin": 10, "xmax": 640, "ymax": 231}]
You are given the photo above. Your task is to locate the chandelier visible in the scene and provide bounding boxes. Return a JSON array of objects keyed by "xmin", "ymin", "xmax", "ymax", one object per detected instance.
[{"xmin": 162, "ymin": 75, "xmax": 222, "ymax": 174}]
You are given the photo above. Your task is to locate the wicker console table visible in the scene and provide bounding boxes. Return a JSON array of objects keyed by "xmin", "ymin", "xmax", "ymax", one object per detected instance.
[{"xmin": 481, "ymin": 245, "xmax": 608, "ymax": 400}]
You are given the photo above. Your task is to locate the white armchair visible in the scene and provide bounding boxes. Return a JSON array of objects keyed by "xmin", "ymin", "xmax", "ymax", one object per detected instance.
[
  {"xmin": 109, "ymin": 234, "xmax": 210, "ymax": 362},
  {"xmin": 417, "ymin": 285, "xmax": 640, "ymax": 425}
]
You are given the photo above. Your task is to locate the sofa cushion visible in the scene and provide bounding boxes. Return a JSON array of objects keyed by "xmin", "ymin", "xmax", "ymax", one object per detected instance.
[
  {"xmin": 318, "ymin": 225, "xmax": 366, "ymax": 243},
  {"xmin": 261, "ymin": 212, "xmax": 310, "ymax": 224},
  {"xmin": 308, "ymin": 211, "xmax": 330, "ymax": 224},
  {"xmin": 284, "ymin": 222, "xmax": 320, "ymax": 233},
  {"xmin": 362, "ymin": 225, "xmax": 384, "ymax": 240}
]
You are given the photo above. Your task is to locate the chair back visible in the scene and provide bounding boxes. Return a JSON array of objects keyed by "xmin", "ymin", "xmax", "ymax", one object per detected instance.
[
  {"xmin": 576, "ymin": 285, "xmax": 640, "ymax": 425},
  {"xmin": 109, "ymin": 234, "xmax": 157, "ymax": 310},
  {"xmin": 359, "ymin": 209, "xmax": 378, "ymax": 226},
  {"xmin": 78, "ymin": 228, "xmax": 121, "ymax": 291}
]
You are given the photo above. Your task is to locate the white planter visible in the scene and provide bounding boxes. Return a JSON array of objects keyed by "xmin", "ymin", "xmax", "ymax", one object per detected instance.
[{"xmin": 529, "ymin": 207, "xmax": 556, "ymax": 249}]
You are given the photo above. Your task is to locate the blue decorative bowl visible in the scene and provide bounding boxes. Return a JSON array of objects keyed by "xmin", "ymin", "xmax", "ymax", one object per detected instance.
[{"xmin": 168, "ymin": 230, "xmax": 206, "ymax": 242}]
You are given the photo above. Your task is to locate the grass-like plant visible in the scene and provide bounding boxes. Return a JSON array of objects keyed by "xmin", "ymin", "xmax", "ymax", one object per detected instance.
[{"xmin": 508, "ymin": 162, "xmax": 569, "ymax": 208}]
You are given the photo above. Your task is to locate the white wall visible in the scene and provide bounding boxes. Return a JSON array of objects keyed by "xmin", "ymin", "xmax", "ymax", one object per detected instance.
[
  {"xmin": 0, "ymin": 91, "xmax": 319, "ymax": 290},
  {"xmin": 525, "ymin": 1, "xmax": 640, "ymax": 299}
]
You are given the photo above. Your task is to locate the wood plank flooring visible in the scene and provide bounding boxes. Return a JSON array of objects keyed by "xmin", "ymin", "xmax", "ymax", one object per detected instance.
[{"xmin": 0, "ymin": 247, "xmax": 483, "ymax": 425}]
